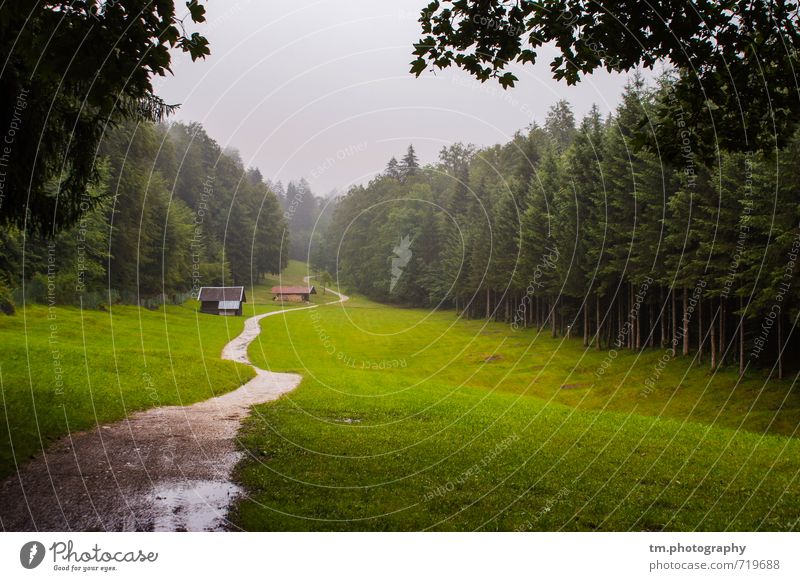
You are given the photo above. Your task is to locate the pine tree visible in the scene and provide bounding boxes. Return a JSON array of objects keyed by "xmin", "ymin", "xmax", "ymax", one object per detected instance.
[
  {"xmin": 490, "ymin": 180, "xmax": 524, "ymax": 321},
  {"xmin": 385, "ymin": 157, "xmax": 401, "ymax": 180},
  {"xmin": 598, "ymin": 77, "xmax": 649, "ymax": 349},
  {"xmin": 317, "ymin": 74, "xmax": 800, "ymax": 378},
  {"xmin": 400, "ymin": 145, "xmax": 420, "ymax": 180},
  {"xmin": 544, "ymin": 99, "xmax": 576, "ymax": 153},
  {"xmin": 519, "ymin": 147, "xmax": 560, "ymax": 331}
]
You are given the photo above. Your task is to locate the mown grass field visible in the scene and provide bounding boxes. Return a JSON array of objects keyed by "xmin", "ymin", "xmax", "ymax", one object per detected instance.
[
  {"xmin": 0, "ymin": 301, "xmax": 260, "ymax": 480},
  {"xmin": 248, "ymin": 260, "xmax": 339, "ymax": 308},
  {"xmin": 0, "ymin": 260, "xmax": 332, "ymax": 480},
  {"xmin": 232, "ymin": 295, "xmax": 800, "ymax": 531}
]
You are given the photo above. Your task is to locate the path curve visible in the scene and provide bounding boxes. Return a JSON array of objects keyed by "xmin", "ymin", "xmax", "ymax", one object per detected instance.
[{"xmin": 0, "ymin": 281, "xmax": 347, "ymax": 531}]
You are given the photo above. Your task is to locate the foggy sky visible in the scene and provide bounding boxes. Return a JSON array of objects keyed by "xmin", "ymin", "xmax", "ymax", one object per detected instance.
[{"xmin": 158, "ymin": 0, "xmax": 634, "ymax": 196}]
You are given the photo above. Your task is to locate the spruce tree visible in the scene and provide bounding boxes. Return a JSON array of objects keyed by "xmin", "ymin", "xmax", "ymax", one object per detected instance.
[
  {"xmin": 385, "ymin": 157, "xmax": 401, "ymax": 180},
  {"xmin": 400, "ymin": 145, "xmax": 420, "ymax": 179}
]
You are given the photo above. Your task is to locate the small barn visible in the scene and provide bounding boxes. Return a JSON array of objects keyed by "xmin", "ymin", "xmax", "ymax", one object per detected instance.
[
  {"xmin": 271, "ymin": 285, "xmax": 317, "ymax": 302},
  {"xmin": 197, "ymin": 286, "xmax": 246, "ymax": 316}
]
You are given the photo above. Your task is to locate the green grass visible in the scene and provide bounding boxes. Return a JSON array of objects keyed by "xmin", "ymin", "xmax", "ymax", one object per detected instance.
[
  {"xmin": 3, "ymin": 265, "xmax": 798, "ymax": 531},
  {"xmin": 0, "ymin": 301, "xmax": 262, "ymax": 480},
  {"xmin": 0, "ymin": 261, "xmax": 334, "ymax": 480},
  {"xmin": 247, "ymin": 260, "xmax": 340, "ymax": 308},
  {"xmin": 232, "ymin": 296, "xmax": 800, "ymax": 531}
]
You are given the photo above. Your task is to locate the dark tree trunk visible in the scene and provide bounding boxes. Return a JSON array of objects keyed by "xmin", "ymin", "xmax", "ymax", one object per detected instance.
[
  {"xmin": 719, "ymin": 300, "xmax": 726, "ymax": 366},
  {"xmin": 631, "ymin": 288, "xmax": 637, "ymax": 348},
  {"xmin": 540, "ymin": 298, "xmax": 545, "ymax": 330},
  {"xmin": 778, "ymin": 315, "xmax": 783, "ymax": 380},
  {"xmin": 671, "ymin": 288, "xmax": 677, "ymax": 357},
  {"xmin": 632, "ymin": 284, "xmax": 638, "ymax": 350},
  {"xmin": 635, "ymin": 286, "xmax": 642, "ymax": 350},
  {"xmin": 596, "ymin": 293, "xmax": 602, "ymax": 350},
  {"xmin": 660, "ymin": 287, "xmax": 666, "ymax": 348},
  {"xmin": 682, "ymin": 286, "xmax": 689, "ymax": 356},
  {"xmin": 738, "ymin": 296, "xmax": 745, "ymax": 377},
  {"xmin": 551, "ymin": 296, "xmax": 557, "ymax": 338},
  {"xmin": 636, "ymin": 305, "xmax": 641, "ymax": 350},
  {"xmin": 625, "ymin": 284, "xmax": 630, "ymax": 349},
  {"xmin": 698, "ymin": 295, "xmax": 703, "ymax": 363},
  {"xmin": 710, "ymin": 298, "xmax": 717, "ymax": 370},
  {"xmin": 583, "ymin": 302, "xmax": 589, "ymax": 347},
  {"xmin": 524, "ymin": 296, "xmax": 530, "ymax": 327},
  {"xmin": 540, "ymin": 297, "xmax": 545, "ymax": 329}
]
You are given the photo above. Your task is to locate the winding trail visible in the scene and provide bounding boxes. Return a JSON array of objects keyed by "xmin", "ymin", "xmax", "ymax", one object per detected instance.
[{"xmin": 0, "ymin": 281, "xmax": 347, "ymax": 531}]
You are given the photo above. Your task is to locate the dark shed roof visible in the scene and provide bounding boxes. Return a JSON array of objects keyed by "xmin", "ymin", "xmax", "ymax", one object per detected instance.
[
  {"xmin": 271, "ymin": 286, "xmax": 316, "ymax": 295},
  {"xmin": 198, "ymin": 286, "xmax": 246, "ymax": 302}
]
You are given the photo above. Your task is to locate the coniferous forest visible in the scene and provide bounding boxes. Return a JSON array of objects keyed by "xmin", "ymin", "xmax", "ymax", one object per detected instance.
[
  {"xmin": 316, "ymin": 75, "xmax": 800, "ymax": 379},
  {"xmin": 3, "ymin": 0, "xmax": 800, "ymax": 546},
  {"xmin": 0, "ymin": 121, "xmax": 288, "ymax": 310}
]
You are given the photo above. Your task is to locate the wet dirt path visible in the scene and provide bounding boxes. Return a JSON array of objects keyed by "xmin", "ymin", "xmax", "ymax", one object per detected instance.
[{"xmin": 0, "ymin": 283, "xmax": 347, "ymax": 531}]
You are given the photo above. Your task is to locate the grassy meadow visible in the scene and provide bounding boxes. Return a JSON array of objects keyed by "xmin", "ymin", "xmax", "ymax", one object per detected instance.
[
  {"xmin": 0, "ymin": 302, "xmax": 257, "ymax": 479},
  {"xmin": 232, "ymin": 294, "xmax": 800, "ymax": 531},
  {"xmin": 2, "ymin": 259, "xmax": 797, "ymax": 531},
  {"xmin": 248, "ymin": 260, "xmax": 340, "ymax": 308},
  {"xmin": 0, "ymin": 259, "xmax": 332, "ymax": 480}
]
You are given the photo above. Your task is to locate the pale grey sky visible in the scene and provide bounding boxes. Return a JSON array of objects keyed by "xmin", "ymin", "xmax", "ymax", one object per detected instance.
[{"xmin": 158, "ymin": 0, "xmax": 633, "ymax": 196}]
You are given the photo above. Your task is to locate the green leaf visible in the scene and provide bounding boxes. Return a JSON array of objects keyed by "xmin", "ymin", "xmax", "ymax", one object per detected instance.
[{"xmin": 186, "ymin": 1, "xmax": 206, "ymax": 23}]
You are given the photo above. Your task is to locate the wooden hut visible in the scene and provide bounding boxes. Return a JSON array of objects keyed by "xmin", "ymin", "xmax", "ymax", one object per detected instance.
[
  {"xmin": 271, "ymin": 285, "xmax": 316, "ymax": 302},
  {"xmin": 197, "ymin": 286, "xmax": 246, "ymax": 316}
]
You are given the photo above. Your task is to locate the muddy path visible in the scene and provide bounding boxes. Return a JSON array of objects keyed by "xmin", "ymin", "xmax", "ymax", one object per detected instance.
[{"xmin": 0, "ymin": 283, "xmax": 347, "ymax": 531}]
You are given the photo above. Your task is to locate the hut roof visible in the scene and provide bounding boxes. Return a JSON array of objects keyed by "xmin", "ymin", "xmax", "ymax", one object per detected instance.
[
  {"xmin": 198, "ymin": 286, "xmax": 246, "ymax": 302},
  {"xmin": 271, "ymin": 286, "xmax": 316, "ymax": 295}
]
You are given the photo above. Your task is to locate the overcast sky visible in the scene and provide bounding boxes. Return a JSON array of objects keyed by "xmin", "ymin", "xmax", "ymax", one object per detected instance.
[{"xmin": 158, "ymin": 0, "xmax": 633, "ymax": 196}]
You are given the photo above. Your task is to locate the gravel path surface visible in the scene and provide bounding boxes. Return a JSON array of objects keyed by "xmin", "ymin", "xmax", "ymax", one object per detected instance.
[{"xmin": 0, "ymin": 284, "xmax": 347, "ymax": 531}]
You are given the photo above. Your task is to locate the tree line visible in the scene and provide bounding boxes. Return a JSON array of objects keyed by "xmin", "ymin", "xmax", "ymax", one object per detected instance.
[
  {"xmin": 316, "ymin": 74, "xmax": 800, "ymax": 379},
  {"xmin": 0, "ymin": 1, "xmax": 210, "ymax": 236},
  {"xmin": 0, "ymin": 120, "xmax": 288, "ymax": 311},
  {"xmin": 272, "ymin": 178, "xmax": 334, "ymax": 263}
]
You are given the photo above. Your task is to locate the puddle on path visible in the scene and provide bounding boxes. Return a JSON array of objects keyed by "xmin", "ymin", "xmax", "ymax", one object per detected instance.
[
  {"xmin": 0, "ymin": 285, "xmax": 348, "ymax": 531},
  {"xmin": 149, "ymin": 479, "xmax": 243, "ymax": 532}
]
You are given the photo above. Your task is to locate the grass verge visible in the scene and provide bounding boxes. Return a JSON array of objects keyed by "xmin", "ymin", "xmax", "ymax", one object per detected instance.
[
  {"xmin": 232, "ymin": 296, "xmax": 800, "ymax": 531},
  {"xmin": 0, "ymin": 301, "xmax": 258, "ymax": 479}
]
